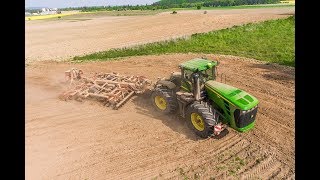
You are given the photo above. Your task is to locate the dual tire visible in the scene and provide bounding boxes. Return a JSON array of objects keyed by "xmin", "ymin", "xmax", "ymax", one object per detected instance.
[{"xmin": 151, "ymin": 87, "xmax": 217, "ymax": 138}]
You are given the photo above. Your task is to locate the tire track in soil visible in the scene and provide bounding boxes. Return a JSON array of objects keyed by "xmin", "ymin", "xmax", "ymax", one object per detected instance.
[
  {"xmin": 216, "ymin": 58, "xmax": 295, "ymax": 166},
  {"xmin": 26, "ymin": 54, "xmax": 294, "ymax": 179}
]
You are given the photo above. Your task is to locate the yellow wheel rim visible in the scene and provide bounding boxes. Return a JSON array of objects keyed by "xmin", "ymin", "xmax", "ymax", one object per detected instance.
[
  {"xmin": 191, "ymin": 113, "xmax": 205, "ymax": 131},
  {"xmin": 154, "ymin": 96, "xmax": 167, "ymax": 110}
]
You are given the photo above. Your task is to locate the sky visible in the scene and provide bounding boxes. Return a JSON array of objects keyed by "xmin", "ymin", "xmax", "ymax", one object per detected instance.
[{"xmin": 25, "ymin": 0, "xmax": 160, "ymax": 8}]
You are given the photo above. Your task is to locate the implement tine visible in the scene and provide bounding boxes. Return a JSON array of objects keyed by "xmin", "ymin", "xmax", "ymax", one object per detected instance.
[{"xmin": 60, "ymin": 69, "xmax": 151, "ymax": 109}]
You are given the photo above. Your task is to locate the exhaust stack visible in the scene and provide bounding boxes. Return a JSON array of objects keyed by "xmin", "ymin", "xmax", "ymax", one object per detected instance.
[{"xmin": 192, "ymin": 73, "xmax": 201, "ymax": 101}]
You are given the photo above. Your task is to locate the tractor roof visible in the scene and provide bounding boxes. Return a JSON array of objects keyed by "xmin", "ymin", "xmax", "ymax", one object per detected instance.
[{"xmin": 179, "ymin": 58, "xmax": 217, "ymax": 72}]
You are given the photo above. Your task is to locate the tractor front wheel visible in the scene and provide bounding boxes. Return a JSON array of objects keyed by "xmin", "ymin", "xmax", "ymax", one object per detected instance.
[
  {"xmin": 186, "ymin": 102, "xmax": 217, "ymax": 138},
  {"xmin": 151, "ymin": 87, "xmax": 178, "ymax": 114}
]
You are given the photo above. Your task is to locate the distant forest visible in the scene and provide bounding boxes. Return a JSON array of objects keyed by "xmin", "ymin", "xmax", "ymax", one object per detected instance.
[
  {"xmin": 58, "ymin": 0, "xmax": 281, "ymax": 12},
  {"xmin": 154, "ymin": 0, "xmax": 280, "ymax": 7}
]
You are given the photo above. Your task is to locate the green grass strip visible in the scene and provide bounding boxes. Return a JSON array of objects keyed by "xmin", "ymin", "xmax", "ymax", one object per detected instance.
[{"xmin": 74, "ymin": 16, "xmax": 295, "ymax": 66}]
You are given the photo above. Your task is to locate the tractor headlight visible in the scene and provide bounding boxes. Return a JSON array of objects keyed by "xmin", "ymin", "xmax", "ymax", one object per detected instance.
[{"xmin": 241, "ymin": 105, "xmax": 258, "ymax": 114}]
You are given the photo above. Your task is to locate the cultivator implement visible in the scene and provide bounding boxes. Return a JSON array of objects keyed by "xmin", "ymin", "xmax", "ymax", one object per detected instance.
[{"xmin": 59, "ymin": 68, "xmax": 152, "ymax": 109}]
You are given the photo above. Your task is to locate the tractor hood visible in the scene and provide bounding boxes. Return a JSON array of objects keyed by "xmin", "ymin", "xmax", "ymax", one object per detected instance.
[{"xmin": 205, "ymin": 81, "xmax": 259, "ymax": 110}]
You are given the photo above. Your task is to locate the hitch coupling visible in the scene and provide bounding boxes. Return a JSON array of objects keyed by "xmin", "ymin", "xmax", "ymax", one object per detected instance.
[{"xmin": 213, "ymin": 123, "xmax": 227, "ymax": 136}]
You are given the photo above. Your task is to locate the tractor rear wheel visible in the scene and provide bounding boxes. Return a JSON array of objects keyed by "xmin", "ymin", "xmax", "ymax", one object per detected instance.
[
  {"xmin": 186, "ymin": 102, "xmax": 217, "ymax": 138},
  {"xmin": 151, "ymin": 86, "xmax": 178, "ymax": 114}
]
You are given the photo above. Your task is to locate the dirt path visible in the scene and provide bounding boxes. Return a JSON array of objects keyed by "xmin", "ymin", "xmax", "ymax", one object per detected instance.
[
  {"xmin": 26, "ymin": 54, "xmax": 295, "ymax": 179},
  {"xmin": 25, "ymin": 7, "xmax": 294, "ymax": 63}
]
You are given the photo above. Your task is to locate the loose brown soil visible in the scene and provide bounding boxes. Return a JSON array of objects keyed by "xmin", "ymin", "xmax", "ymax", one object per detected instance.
[
  {"xmin": 26, "ymin": 53, "xmax": 295, "ymax": 179},
  {"xmin": 25, "ymin": 7, "xmax": 294, "ymax": 63}
]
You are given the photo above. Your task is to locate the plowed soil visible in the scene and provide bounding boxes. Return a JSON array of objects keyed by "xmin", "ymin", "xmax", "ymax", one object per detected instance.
[
  {"xmin": 25, "ymin": 7, "xmax": 294, "ymax": 63},
  {"xmin": 26, "ymin": 53, "xmax": 295, "ymax": 179}
]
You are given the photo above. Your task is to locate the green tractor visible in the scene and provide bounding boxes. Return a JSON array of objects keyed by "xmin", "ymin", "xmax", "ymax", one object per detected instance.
[{"xmin": 151, "ymin": 58, "xmax": 259, "ymax": 138}]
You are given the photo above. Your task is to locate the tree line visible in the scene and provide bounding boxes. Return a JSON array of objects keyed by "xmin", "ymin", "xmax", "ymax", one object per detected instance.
[
  {"xmin": 153, "ymin": 0, "xmax": 279, "ymax": 6},
  {"xmin": 59, "ymin": 0, "xmax": 280, "ymax": 12}
]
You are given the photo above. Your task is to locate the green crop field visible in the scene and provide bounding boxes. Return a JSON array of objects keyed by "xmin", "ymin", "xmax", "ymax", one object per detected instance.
[{"xmin": 74, "ymin": 16, "xmax": 295, "ymax": 66}]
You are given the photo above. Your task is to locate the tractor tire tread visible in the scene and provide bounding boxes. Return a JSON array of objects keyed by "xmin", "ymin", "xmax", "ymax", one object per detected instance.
[
  {"xmin": 186, "ymin": 101, "xmax": 218, "ymax": 138},
  {"xmin": 151, "ymin": 86, "xmax": 178, "ymax": 114}
]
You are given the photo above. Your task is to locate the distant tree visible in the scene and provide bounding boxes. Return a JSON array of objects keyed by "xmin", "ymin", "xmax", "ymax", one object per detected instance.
[{"xmin": 55, "ymin": 0, "xmax": 281, "ymax": 13}]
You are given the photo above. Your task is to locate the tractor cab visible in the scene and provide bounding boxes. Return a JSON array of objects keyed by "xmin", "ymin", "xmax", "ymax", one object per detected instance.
[{"xmin": 171, "ymin": 58, "xmax": 218, "ymax": 93}]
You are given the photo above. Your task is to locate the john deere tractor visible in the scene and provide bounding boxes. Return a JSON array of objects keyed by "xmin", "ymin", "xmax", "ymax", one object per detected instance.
[{"xmin": 151, "ymin": 58, "xmax": 259, "ymax": 138}]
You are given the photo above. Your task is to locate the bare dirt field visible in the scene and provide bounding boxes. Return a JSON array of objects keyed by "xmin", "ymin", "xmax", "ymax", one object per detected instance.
[
  {"xmin": 26, "ymin": 53, "xmax": 295, "ymax": 179},
  {"xmin": 26, "ymin": 7, "xmax": 295, "ymax": 179},
  {"xmin": 25, "ymin": 7, "xmax": 294, "ymax": 63}
]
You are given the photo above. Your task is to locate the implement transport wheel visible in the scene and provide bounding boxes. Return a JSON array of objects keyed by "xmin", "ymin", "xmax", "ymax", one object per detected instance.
[
  {"xmin": 186, "ymin": 102, "xmax": 217, "ymax": 138},
  {"xmin": 151, "ymin": 87, "xmax": 178, "ymax": 114}
]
